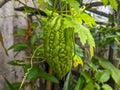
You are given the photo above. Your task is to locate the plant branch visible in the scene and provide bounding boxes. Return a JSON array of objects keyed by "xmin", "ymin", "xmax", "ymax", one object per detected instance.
[
  {"xmin": 15, "ymin": 6, "xmax": 47, "ymax": 16},
  {"xmin": 87, "ymin": 9, "xmax": 109, "ymax": 17},
  {"xmin": 0, "ymin": 0, "xmax": 10, "ymax": 8},
  {"xmin": 85, "ymin": 2, "xmax": 104, "ymax": 9}
]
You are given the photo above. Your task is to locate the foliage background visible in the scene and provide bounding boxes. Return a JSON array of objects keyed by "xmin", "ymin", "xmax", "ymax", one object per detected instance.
[{"xmin": 0, "ymin": 0, "xmax": 120, "ymax": 90}]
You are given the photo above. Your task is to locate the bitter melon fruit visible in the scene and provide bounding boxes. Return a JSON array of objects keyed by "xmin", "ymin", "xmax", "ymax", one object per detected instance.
[{"xmin": 43, "ymin": 16, "xmax": 73, "ymax": 79}]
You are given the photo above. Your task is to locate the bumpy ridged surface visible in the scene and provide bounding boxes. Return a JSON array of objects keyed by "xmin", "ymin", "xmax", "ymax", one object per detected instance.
[{"xmin": 43, "ymin": 16, "xmax": 73, "ymax": 79}]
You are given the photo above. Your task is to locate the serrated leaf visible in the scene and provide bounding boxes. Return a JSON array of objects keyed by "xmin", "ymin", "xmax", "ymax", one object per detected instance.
[
  {"xmin": 109, "ymin": 0, "xmax": 118, "ymax": 11},
  {"xmin": 72, "ymin": 9, "xmax": 96, "ymax": 27},
  {"xmin": 75, "ymin": 24, "xmax": 95, "ymax": 58},
  {"xmin": 24, "ymin": 65, "xmax": 59, "ymax": 83},
  {"xmin": 102, "ymin": 0, "xmax": 109, "ymax": 6},
  {"xmin": 0, "ymin": 32, "xmax": 9, "ymax": 56},
  {"xmin": 102, "ymin": 84, "xmax": 113, "ymax": 90},
  {"xmin": 63, "ymin": 71, "xmax": 72, "ymax": 90},
  {"xmin": 8, "ymin": 43, "xmax": 29, "ymax": 51},
  {"xmin": 79, "ymin": 13, "xmax": 96, "ymax": 27}
]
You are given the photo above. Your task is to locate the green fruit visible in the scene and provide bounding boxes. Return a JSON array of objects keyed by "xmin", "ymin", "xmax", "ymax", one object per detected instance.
[{"xmin": 43, "ymin": 16, "xmax": 73, "ymax": 79}]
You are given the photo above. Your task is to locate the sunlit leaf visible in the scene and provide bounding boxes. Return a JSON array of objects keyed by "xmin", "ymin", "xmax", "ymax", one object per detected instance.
[
  {"xmin": 101, "ymin": 0, "xmax": 118, "ymax": 11},
  {"xmin": 102, "ymin": 84, "xmax": 113, "ymax": 90},
  {"xmin": 75, "ymin": 24, "xmax": 95, "ymax": 58},
  {"xmin": 63, "ymin": 16, "xmax": 76, "ymax": 28},
  {"xmin": 72, "ymin": 9, "xmax": 96, "ymax": 27},
  {"xmin": 44, "ymin": 0, "xmax": 52, "ymax": 6},
  {"xmin": 102, "ymin": 0, "xmax": 109, "ymax": 6},
  {"xmin": 109, "ymin": 0, "xmax": 118, "ymax": 11},
  {"xmin": 79, "ymin": 13, "xmax": 96, "ymax": 27}
]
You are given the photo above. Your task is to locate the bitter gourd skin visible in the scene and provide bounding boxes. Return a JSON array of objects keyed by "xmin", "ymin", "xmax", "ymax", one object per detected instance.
[{"xmin": 43, "ymin": 16, "xmax": 73, "ymax": 79}]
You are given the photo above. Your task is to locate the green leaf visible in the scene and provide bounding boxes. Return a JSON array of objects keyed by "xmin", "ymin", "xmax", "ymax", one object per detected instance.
[
  {"xmin": 61, "ymin": 0, "xmax": 80, "ymax": 11},
  {"xmin": 44, "ymin": 0, "xmax": 52, "ymax": 6},
  {"xmin": 38, "ymin": 0, "xmax": 45, "ymax": 6},
  {"xmin": 74, "ymin": 76, "xmax": 85, "ymax": 90},
  {"xmin": 95, "ymin": 70, "xmax": 110, "ymax": 83},
  {"xmin": 79, "ymin": 13, "xmax": 96, "ymax": 27},
  {"xmin": 4, "ymin": 77, "xmax": 15, "ymax": 90},
  {"xmin": 5, "ymin": 79, "xmax": 23, "ymax": 90},
  {"xmin": 98, "ymin": 57, "xmax": 120, "ymax": 86},
  {"xmin": 8, "ymin": 43, "xmax": 29, "ymax": 51},
  {"xmin": 75, "ymin": 24, "xmax": 95, "ymax": 58},
  {"xmin": 7, "ymin": 60, "xmax": 28, "ymax": 66},
  {"xmin": 63, "ymin": 71, "xmax": 72, "ymax": 90},
  {"xmin": 30, "ymin": 35, "xmax": 37, "ymax": 45},
  {"xmin": 24, "ymin": 65, "xmax": 59, "ymax": 83},
  {"xmin": 102, "ymin": 0, "xmax": 109, "ymax": 6},
  {"xmin": 83, "ymin": 82, "xmax": 95, "ymax": 90},
  {"xmin": 73, "ymin": 10, "xmax": 96, "ymax": 27},
  {"xmin": 14, "ymin": 29, "xmax": 25, "ymax": 36},
  {"xmin": 68, "ymin": 0, "xmax": 80, "ymax": 11},
  {"xmin": 109, "ymin": 0, "xmax": 118, "ymax": 11},
  {"xmin": 32, "ymin": 22, "xmax": 39, "ymax": 29},
  {"xmin": 102, "ymin": 0, "xmax": 118, "ymax": 11},
  {"xmin": 88, "ymin": 62, "xmax": 98, "ymax": 72},
  {"xmin": 6, "ymin": 82, "xmax": 21, "ymax": 90},
  {"xmin": 75, "ymin": 44, "xmax": 84, "ymax": 57},
  {"xmin": 81, "ymin": 71, "xmax": 92, "ymax": 83},
  {"xmin": 95, "ymin": 83, "xmax": 100, "ymax": 90},
  {"xmin": 102, "ymin": 84, "xmax": 113, "ymax": 90},
  {"xmin": 63, "ymin": 16, "xmax": 76, "ymax": 28},
  {"xmin": 0, "ymin": 32, "xmax": 9, "ymax": 56}
]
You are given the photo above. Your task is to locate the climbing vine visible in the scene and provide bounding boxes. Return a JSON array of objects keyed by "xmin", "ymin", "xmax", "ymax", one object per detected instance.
[{"xmin": 1, "ymin": 0, "xmax": 120, "ymax": 90}]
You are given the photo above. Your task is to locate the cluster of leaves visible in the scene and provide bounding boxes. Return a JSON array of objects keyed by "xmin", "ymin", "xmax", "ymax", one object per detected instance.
[{"xmin": 0, "ymin": 0, "xmax": 120, "ymax": 90}]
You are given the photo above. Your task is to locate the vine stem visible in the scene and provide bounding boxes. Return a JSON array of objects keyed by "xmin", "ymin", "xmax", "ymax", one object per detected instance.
[{"xmin": 19, "ymin": 46, "xmax": 41, "ymax": 90}]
